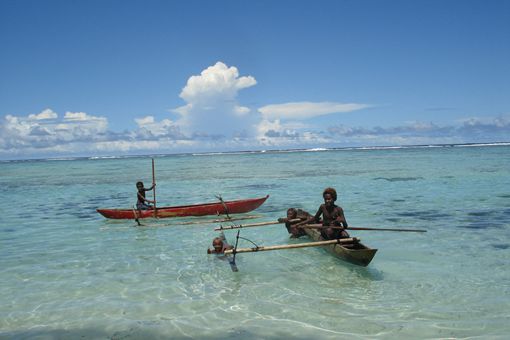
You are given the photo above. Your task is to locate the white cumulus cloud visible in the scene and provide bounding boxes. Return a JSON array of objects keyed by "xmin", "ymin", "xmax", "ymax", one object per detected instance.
[
  {"xmin": 28, "ymin": 108, "xmax": 58, "ymax": 120},
  {"xmin": 0, "ymin": 109, "xmax": 109, "ymax": 152},
  {"xmin": 134, "ymin": 116, "xmax": 185, "ymax": 139},
  {"xmin": 179, "ymin": 62, "xmax": 256, "ymax": 103},
  {"xmin": 173, "ymin": 61, "xmax": 257, "ymax": 138},
  {"xmin": 61, "ymin": 111, "xmax": 108, "ymax": 135}
]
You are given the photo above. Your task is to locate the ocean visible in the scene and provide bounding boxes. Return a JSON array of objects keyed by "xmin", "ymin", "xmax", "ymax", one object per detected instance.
[{"xmin": 1, "ymin": 144, "xmax": 509, "ymax": 339}]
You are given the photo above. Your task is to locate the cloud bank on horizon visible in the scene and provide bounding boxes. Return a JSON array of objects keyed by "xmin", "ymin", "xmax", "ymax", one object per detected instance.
[{"xmin": 1, "ymin": 61, "xmax": 509, "ymax": 159}]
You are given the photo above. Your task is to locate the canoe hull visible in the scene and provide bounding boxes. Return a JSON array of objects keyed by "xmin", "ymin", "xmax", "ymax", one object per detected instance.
[
  {"xmin": 97, "ymin": 195, "xmax": 269, "ymax": 219},
  {"xmin": 303, "ymin": 227, "xmax": 377, "ymax": 266}
]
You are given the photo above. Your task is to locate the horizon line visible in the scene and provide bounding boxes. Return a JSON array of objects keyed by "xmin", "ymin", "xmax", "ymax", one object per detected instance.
[{"xmin": 1, "ymin": 141, "xmax": 509, "ymax": 163}]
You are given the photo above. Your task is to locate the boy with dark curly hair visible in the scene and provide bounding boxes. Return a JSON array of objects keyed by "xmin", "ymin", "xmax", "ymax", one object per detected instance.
[{"xmin": 302, "ymin": 187, "xmax": 350, "ymax": 240}]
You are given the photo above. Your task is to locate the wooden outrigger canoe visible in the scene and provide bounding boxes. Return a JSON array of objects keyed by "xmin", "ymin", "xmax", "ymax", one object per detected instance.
[
  {"xmin": 97, "ymin": 195, "xmax": 269, "ymax": 219},
  {"xmin": 303, "ymin": 227, "xmax": 377, "ymax": 266}
]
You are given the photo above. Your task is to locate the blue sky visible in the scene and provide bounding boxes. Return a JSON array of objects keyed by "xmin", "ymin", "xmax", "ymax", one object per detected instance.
[{"xmin": 1, "ymin": 0, "xmax": 509, "ymax": 159}]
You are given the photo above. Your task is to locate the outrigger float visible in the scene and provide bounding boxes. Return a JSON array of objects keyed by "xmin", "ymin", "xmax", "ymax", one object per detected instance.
[
  {"xmin": 224, "ymin": 233, "xmax": 376, "ymax": 267},
  {"xmin": 215, "ymin": 219, "xmax": 425, "ymax": 270}
]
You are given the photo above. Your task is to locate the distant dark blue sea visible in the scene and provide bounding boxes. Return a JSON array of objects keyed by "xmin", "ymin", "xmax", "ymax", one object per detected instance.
[{"xmin": 1, "ymin": 144, "xmax": 509, "ymax": 339}]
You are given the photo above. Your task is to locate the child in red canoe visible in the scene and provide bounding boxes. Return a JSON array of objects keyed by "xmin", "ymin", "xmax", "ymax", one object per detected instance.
[{"xmin": 136, "ymin": 181, "xmax": 155, "ymax": 210}]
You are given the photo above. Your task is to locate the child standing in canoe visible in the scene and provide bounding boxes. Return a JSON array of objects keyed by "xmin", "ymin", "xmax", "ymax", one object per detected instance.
[{"xmin": 136, "ymin": 181, "xmax": 155, "ymax": 210}]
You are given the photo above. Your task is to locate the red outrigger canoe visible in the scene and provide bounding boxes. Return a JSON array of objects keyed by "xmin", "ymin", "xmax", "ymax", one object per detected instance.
[{"xmin": 97, "ymin": 195, "xmax": 269, "ymax": 219}]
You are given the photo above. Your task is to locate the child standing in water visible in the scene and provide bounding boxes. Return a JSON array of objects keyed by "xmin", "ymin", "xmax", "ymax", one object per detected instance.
[{"xmin": 207, "ymin": 233, "xmax": 234, "ymax": 254}]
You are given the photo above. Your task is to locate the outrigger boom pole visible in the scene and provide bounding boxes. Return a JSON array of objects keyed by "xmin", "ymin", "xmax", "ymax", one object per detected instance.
[{"xmin": 224, "ymin": 237, "xmax": 359, "ymax": 255}]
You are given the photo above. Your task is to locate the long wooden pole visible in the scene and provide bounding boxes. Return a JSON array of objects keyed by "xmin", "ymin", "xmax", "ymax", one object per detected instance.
[
  {"xmin": 181, "ymin": 215, "xmax": 261, "ymax": 226},
  {"xmin": 152, "ymin": 158, "xmax": 157, "ymax": 218},
  {"xmin": 223, "ymin": 237, "xmax": 360, "ymax": 255},
  {"xmin": 300, "ymin": 224, "xmax": 427, "ymax": 233},
  {"xmin": 214, "ymin": 218, "xmax": 302, "ymax": 231}
]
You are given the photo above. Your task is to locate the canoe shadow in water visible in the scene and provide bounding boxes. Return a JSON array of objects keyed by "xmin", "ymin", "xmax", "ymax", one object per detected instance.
[
  {"xmin": 345, "ymin": 264, "xmax": 384, "ymax": 281},
  {"xmin": 306, "ymin": 245, "xmax": 384, "ymax": 281}
]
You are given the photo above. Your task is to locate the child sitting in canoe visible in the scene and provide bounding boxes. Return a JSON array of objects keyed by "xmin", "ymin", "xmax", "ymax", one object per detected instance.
[
  {"xmin": 300, "ymin": 187, "xmax": 350, "ymax": 240},
  {"xmin": 278, "ymin": 208, "xmax": 311, "ymax": 238},
  {"xmin": 136, "ymin": 181, "xmax": 155, "ymax": 210},
  {"xmin": 207, "ymin": 234, "xmax": 234, "ymax": 254}
]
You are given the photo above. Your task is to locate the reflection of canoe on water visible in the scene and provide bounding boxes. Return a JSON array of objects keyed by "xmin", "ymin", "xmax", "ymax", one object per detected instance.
[
  {"xmin": 97, "ymin": 195, "xmax": 269, "ymax": 220},
  {"xmin": 303, "ymin": 227, "xmax": 377, "ymax": 267}
]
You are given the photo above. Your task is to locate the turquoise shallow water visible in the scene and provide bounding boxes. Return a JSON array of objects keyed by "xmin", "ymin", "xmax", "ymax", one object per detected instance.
[{"xmin": 1, "ymin": 145, "xmax": 509, "ymax": 339}]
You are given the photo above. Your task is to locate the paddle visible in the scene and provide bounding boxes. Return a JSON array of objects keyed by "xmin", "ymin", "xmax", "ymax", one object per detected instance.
[
  {"xmin": 224, "ymin": 237, "xmax": 360, "ymax": 255},
  {"xmin": 214, "ymin": 218, "xmax": 302, "ymax": 231},
  {"xmin": 228, "ymin": 230, "xmax": 240, "ymax": 272},
  {"xmin": 152, "ymin": 158, "xmax": 157, "ymax": 218},
  {"xmin": 299, "ymin": 224, "xmax": 427, "ymax": 233}
]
